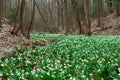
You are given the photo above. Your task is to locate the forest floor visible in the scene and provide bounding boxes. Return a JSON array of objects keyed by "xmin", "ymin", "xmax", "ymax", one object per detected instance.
[
  {"xmin": 0, "ymin": 13, "xmax": 120, "ymax": 58},
  {"xmin": 92, "ymin": 13, "xmax": 120, "ymax": 35},
  {"xmin": 0, "ymin": 29, "xmax": 120, "ymax": 79},
  {"xmin": 0, "ymin": 24, "xmax": 31, "ymax": 59}
]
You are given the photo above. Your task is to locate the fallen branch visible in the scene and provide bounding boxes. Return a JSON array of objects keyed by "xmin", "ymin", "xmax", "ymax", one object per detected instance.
[{"xmin": 91, "ymin": 26, "xmax": 112, "ymax": 34}]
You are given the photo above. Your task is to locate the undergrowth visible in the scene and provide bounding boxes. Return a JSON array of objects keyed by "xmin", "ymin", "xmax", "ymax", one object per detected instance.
[{"xmin": 0, "ymin": 34, "xmax": 120, "ymax": 80}]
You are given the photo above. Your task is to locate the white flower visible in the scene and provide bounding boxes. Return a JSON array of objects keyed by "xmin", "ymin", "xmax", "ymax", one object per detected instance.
[
  {"xmin": 70, "ymin": 77, "xmax": 72, "ymax": 80},
  {"xmin": 0, "ymin": 73, "xmax": 3, "ymax": 76},
  {"xmin": 108, "ymin": 61, "xmax": 110, "ymax": 64},
  {"xmin": 98, "ymin": 69, "xmax": 101, "ymax": 72},
  {"xmin": 47, "ymin": 72, "xmax": 50, "ymax": 75},
  {"xmin": 1, "ymin": 64, "xmax": 4, "ymax": 67},
  {"xmin": 115, "ymin": 63, "xmax": 118, "ymax": 66},
  {"xmin": 119, "ymin": 73, "xmax": 120, "ymax": 76},
  {"xmin": 81, "ymin": 75, "xmax": 86, "ymax": 78},
  {"xmin": 37, "ymin": 69, "xmax": 40, "ymax": 72},
  {"xmin": 73, "ymin": 77, "xmax": 76, "ymax": 80},
  {"xmin": 25, "ymin": 60, "xmax": 31, "ymax": 64},
  {"xmin": 90, "ymin": 73, "xmax": 93, "ymax": 77},
  {"xmin": 118, "ymin": 68, "xmax": 120, "ymax": 72},
  {"xmin": 31, "ymin": 70, "xmax": 36, "ymax": 74}
]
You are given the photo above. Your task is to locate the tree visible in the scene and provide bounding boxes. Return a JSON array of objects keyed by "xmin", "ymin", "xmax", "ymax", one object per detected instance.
[
  {"xmin": 0, "ymin": 0, "xmax": 4, "ymax": 28},
  {"xmin": 0, "ymin": 18, "xmax": 1, "ymax": 28},
  {"xmin": 71, "ymin": 0, "xmax": 84, "ymax": 34},
  {"xmin": 27, "ymin": 0, "xmax": 35, "ymax": 39},
  {"xmin": 11, "ymin": 0, "xmax": 20, "ymax": 34},
  {"xmin": 34, "ymin": 0, "xmax": 52, "ymax": 32},
  {"xmin": 106, "ymin": 0, "xmax": 113, "ymax": 13},
  {"xmin": 83, "ymin": 0, "xmax": 91, "ymax": 35},
  {"xmin": 14, "ymin": 0, "xmax": 26, "ymax": 36},
  {"xmin": 64, "ymin": 0, "xmax": 69, "ymax": 34},
  {"xmin": 116, "ymin": 0, "xmax": 120, "ymax": 16},
  {"xmin": 97, "ymin": 0, "xmax": 103, "ymax": 28}
]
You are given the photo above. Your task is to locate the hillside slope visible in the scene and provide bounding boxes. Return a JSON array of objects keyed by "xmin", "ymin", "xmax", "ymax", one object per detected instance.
[
  {"xmin": 0, "ymin": 24, "xmax": 30, "ymax": 58},
  {"xmin": 92, "ymin": 13, "xmax": 120, "ymax": 35}
]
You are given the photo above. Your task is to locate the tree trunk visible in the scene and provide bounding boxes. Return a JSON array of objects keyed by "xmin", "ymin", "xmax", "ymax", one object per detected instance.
[
  {"xmin": 0, "ymin": 0, "xmax": 3, "ymax": 28},
  {"xmin": 97, "ymin": 0, "xmax": 103, "ymax": 28},
  {"xmin": 84, "ymin": 0, "xmax": 91, "ymax": 35},
  {"xmin": 61, "ymin": 0, "xmax": 64, "ymax": 30},
  {"xmin": 11, "ymin": 0, "xmax": 20, "ymax": 34},
  {"xmin": 64, "ymin": 0, "xmax": 69, "ymax": 34},
  {"xmin": 0, "ymin": 17, "xmax": 2, "ymax": 28},
  {"xmin": 27, "ymin": 0, "xmax": 35, "ymax": 39},
  {"xmin": 116, "ymin": 0, "xmax": 120, "ymax": 16},
  {"xmin": 71, "ymin": 0, "xmax": 84, "ymax": 34},
  {"xmin": 14, "ymin": 0, "xmax": 26, "ymax": 36},
  {"xmin": 35, "ymin": 0, "xmax": 52, "ymax": 32},
  {"xmin": 106, "ymin": 0, "xmax": 113, "ymax": 13}
]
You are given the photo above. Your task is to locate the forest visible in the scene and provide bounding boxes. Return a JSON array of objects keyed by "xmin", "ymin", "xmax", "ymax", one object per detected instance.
[{"xmin": 0, "ymin": 0, "xmax": 120, "ymax": 80}]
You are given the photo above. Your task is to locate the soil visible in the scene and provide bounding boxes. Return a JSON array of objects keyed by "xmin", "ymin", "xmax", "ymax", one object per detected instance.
[
  {"xmin": 0, "ymin": 23, "xmax": 30, "ymax": 59},
  {"xmin": 91, "ymin": 13, "xmax": 120, "ymax": 35}
]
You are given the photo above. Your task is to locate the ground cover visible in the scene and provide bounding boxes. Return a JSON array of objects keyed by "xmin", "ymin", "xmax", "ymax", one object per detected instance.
[{"xmin": 0, "ymin": 34, "xmax": 120, "ymax": 80}]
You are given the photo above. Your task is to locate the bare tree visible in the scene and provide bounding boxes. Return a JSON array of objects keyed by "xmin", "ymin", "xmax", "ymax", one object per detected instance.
[
  {"xmin": 84, "ymin": 0, "xmax": 91, "ymax": 35},
  {"xmin": 106, "ymin": 0, "xmax": 113, "ymax": 13},
  {"xmin": 71, "ymin": 0, "xmax": 84, "ymax": 34},
  {"xmin": 27, "ymin": 0, "xmax": 35, "ymax": 39},
  {"xmin": 116, "ymin": 0, "xmax": 120, "ymax": 16},
  {"xmin": 11, "ymin": 0, "xmax": 20, "ymax": 34},
  {"xmin": 64, "ymin": 0, "xmax": 69, "ymax": 34},
  {"xmin": 0, "ymin": 0, "xmax": 4, "ymax": 28},
  {"xmin": 34, "ymin": 0, "xmax": 53, "ymax": 32},
  {"xmin": 97, "ymin": 0, "xmax": 103, "ymax": 28},
  {"xmin": 14, "ymin": 0, "xmax": 26, "ymax": 36}
]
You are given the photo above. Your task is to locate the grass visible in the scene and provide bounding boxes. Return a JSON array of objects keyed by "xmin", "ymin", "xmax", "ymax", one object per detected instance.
[{"xmin": 0, "ymin": 34, "xmax": 120, "ymax": 80}]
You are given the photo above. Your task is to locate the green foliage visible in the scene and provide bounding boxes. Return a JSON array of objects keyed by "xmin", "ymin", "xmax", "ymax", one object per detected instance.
[{"xmin": 0, "ymin": 34, "xmax": 120, "ymax": 80}]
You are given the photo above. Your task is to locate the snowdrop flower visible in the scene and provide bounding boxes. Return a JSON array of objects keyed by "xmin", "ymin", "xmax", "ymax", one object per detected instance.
[
  {"xmin": 0, "ymin": 73, "xmax": 3, "ymax": 76},
  {"xmin": 90, "ymin": 73, "xmax": 94, "ymax": 77},
  {"xmin": 118, "ymin": 68, "xmax": 120, "ymax": 72},
  {"xmin": 25, "ymin": 60, "xmax": 31, "ymax": 64},
  {"xmin": 31, "ymin": 70, "xmax": 36, "ymax": 74},
  {"xmin": 118, "ymin": 73, "xmax": 120, "ymax": 76},
  {"xmin": 81, "ymin": 75, "xmax": 86, "ymax": 78}
]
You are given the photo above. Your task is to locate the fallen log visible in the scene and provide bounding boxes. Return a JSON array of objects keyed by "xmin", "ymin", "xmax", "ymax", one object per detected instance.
[{"xmin": 91, "ymin": 26, "xmax": 112, "ymax": 34}]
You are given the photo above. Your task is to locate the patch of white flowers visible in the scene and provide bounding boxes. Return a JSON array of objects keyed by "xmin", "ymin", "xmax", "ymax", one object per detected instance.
[{"xmin": 0, "ymin": 34, "xmax": 120, "ymax": 79}]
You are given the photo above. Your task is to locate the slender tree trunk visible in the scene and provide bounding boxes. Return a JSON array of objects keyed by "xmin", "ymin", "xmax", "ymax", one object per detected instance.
[
  {"xmin": 0, "ymin": 0, "xmax": 3, "ymax": 28},
  {"xmin": 61, "ymin": 0, "xmax": 64, "ymax": 30},
  {"xmin": 64, "ymin": 0, "xmax": 69, "ymax": 34},
  {"xmin": 116, "ymin": 0, "xmax": 120, "ymax": 16},
  {"xmin": 97, "ymin": 0, "xmax": 103, "ymax": 28},
  {"xmin": 34, "ymin": 0, "xmax": 52, "ymax": 32},
  {"xmin": 0, "ymin": 17, "xmax": 2, "ymax": 28},
  {"xmin": 106, "ymin": 0, "xmax": 113, "ymax": 13},
  {"xmin": 56, "ymin": 0, "xmax": 61, "ymax": 27},
  {"xmin": 14, "ymin": 0, "xmax": 26, "ymax": 36},
  {"xmin": 11, "ymin": 0, "xmax": 20, "ymax": 34},
  {"xmin": 27, "ymin": 0, "xmax": 35, "ymax": 39},
  {"xmin": 84, "ymin": 0, "xmax": 91, "ymax": 35},
  {"xmin": 71, "ymin": 0, "xmax": 84, "ymax": 34}
]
